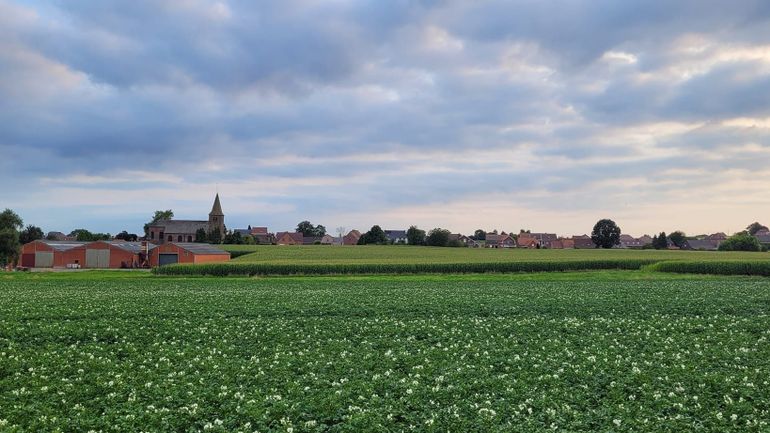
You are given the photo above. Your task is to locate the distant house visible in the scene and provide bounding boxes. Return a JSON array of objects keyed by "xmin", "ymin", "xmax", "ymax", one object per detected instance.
[
  {"xmin": 46, "ymin": 231, "xmax": 73, "ymax": 241},
  {"xmin": 275, "ymin": 232, "xmax": 304, "ymax": 245},
  {"xmin": 384, "ymin": 230, "xmax": 408, "ymax": 244},
  {"xmin": 343, "ymin": 230, "xmax": 361, "ymax": 245},
  {"xmin": 550, "ymin": 240, "xmax": 564, "ymax": 249},
  {"xmin": 529, "ymin": 233, "xmax": 558, "ymax": 248},
  {"xmin": 754, "ymin": 231, "xmax": 770, "ymax": 246},
  {"xmin": 487, "ymin": 233, "xmax": 515, "ymax": 248},
  {"xmin": 517, "ymin": 235, "xmax": 539, "ymax": 249},
  {"xmin": 683, "ymin": 239, "xmax": 720, "ymax": 251},
  {"xmin": 319, "ymin": 234, "xmax": 336, "ymax": 245},
  {"xmin": 618, "ymin": 234, "xmax": 647, "ymax": 249},
  {"xmin": 637, "ymin": 235, "xmax": 653, "ymax": 246},
  {"xmin": 303, "ymin": 236, "xmax": 323, "ymax": 245},
  {"xmin": 560, "ymin": 238, "xmax": 575, "ymax": 249},
  {"xmin": 572, "ymin": 235, "xmax": 595, "ymax": 249},
  {"xmin": 448, "ymin": 234, "xmax": 474, "ymax": 247},
  {"xmin": 707, "ymin": 232, "xmax": 728, "ymax": 241}
]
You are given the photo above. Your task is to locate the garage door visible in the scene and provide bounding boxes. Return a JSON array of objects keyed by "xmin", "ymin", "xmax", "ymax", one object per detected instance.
[
  {"xmin": 85, "ymin": 249, "xmax": 110, "ymax": 268},
  {"xmin": 158, "ymin": 253, "xmax": 179, "ymax": 266},
  {"xmin": 34, "ymin": 251, "xmax": 54, "ymax": 268}
]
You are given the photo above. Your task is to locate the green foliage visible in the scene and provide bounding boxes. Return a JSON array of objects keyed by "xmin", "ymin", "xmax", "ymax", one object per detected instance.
[
  {"xmin": 114, "ymin": 231, "xmax": 138, "ymax": 241},
  {"xmin": 69, "ymin": 229, "xmax": 110, "ymax": 242},
  {"xmin": 3, "ymin": 275, "xmax": 769, "ymax": 431},
  {"xmin": 474, "ymin": 229, "xmax": 486, "ymax": 241},
  {"xmin": 652, "ymin": 232, "xmax": 668, "ymax": 249},
  {"xmin": 406, "ymin": 225, "xmax": 426, "ymax": 245},
  {"xmin": 358, "ymin": 225, "xmax": 389, "ymax": 245},
  {"xmin": 207, "ymin": 228, "xmax": 222, "ymax": 244},
  {"xmin": 425, "ymin": 227, "xmax": 451, "ymax": 247},
  {"xmin": 591, "ymin": 219, "xmax": 620, "ymax": 249},
  {"xmin": 153, "ymin": 259, "xmax": 659, "ymax": 276},
  {"xmin": 746, "ymin": 222, "xmax": 768, "ymax": 235},
  {"xmin": 652, "ymin": 260, "xmax": 770, "ymax": 276},
  {"xmin": 0, "ymin": 228, "xmax": 20, "ymax": 267},
  {"xmin": 296, "ymin": 221, "xmax": 326, "ymax": 237},
  {"xmin": 144, "ymin": 209, "xmax": 174, "ymax": 235},
  {"xmin": 668, "ymin": 231, "xmax": 686, "ymax": 248},
  {"xmin": 718, "ymin": 232, "xmax": 762, "ymax": 252},
  {"xmin": 19, "ymin": 225, "xmax": 44, "ymax": 244},
  {"xmin": 0, "ymin": 208, "xmax": 23, "ymax": 231},
  {"xmin": 194, "ymin": 228, "xmax": 208, "ymax": 243},
  {"xmin": 223, "ymin": 230, "xmax": 244, "ymax": 244}
]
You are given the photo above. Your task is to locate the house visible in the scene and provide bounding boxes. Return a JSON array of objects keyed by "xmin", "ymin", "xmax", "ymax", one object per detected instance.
[
  {"xmin": 303, "ymin": 236, "xmax": 323, "ymax": 245},
  {"xmin": 150, "ymin": 243, "xmax": 230, "ymax": 266},
  {"xmin": 754, "ymin": 232, "xmax": 770, "ymax": 246},
  {"xmin": 619, "ymin": 234, "xmax": 646, "ymax": 249},
  {"xmin": 45, "ymin": 231, "xmax": 73, "ymax": 241},
  {"xmin": 486, "ymin": 233, "xmax": 515, "ymax": 248},
  {"xmin": 529, "ymin": 233, "xmax": 558, "ymax": 248},
  {"xmin": 572, "ymin": 235, "xmax": 595, "ymax": 249},
  {"xmin": 384, "ymin": 230, "xmax": 408, "ymax": 244},
  {"xmin": 275, "ymin": 232, "xmax": 304, "ymax": 245},
  {"xmin": 707, "ymin": 232, "xmax": 728, "ymax": 241},
  {"xmin": 320, "ymin": 234, "xmax": 336, "ymax": 245},
  {"xmin": 343, "ymin": 230, "xmax": 361, "ymax": 245},
  {"xmin": 683, "ymin": 239, "xmax": 720, "ymax": 251},
  {"xmin": 550, "ymin": 240, "xmax": 564, "ymax": 249},
  {"xmin": 147, "ymin": 194, "xmax": 225, "ymax": 244},
  {"xmin": 560, "ymin": 238, "xmax": 575, "ymax": 249},
  {"xmin": 448, "ymin": 234, "xmax": 474, "ymax": 247},
  {"xmin": 637, "ymin": 235, "xmax": 653, "ymax": 246},
  {"xmin": 517, "ymin": 235, "xmax": 539, "ymax": 249}
]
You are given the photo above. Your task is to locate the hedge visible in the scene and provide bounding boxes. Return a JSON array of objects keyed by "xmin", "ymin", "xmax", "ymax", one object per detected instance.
[
  {"xmin": 650, "ymin": 261, "xmax": 770, "ymax": 276},
  {"xmin": 152, "ymin": 259, "xmax": 660, "ymax": 276},
  {"xmin": 227, "ymin": 250, "xmax": 255, "ymax": 259}
]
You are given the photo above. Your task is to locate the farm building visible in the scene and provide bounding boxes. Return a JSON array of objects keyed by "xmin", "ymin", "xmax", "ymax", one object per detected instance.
[
  {"xmin": 20, "ymin": 240, "xmax": 151, "ymax": 269},
  {"xmin": 149, "ymin": 243, "xmax": 230, "ymax": 266}
]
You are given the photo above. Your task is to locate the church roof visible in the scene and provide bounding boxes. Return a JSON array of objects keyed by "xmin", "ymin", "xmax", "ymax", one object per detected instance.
[
  {"xmin": 148, "ymin": 219, "xmax": 208, "ymax": 234},
  {"xmin": 209, "ymin": 193, "xmax": 223, "ymax": 216}
]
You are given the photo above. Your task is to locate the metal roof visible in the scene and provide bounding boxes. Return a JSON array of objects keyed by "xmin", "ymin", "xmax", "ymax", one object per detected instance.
[
  {"xmin": 103, "ymin": 241, "xmax": 152, "ymax": 253},
  {"xmin": 35, "ymin": 240, "xmax": 87, "ymax": 251},
  {"xmin": 174, "ymin": 243, "xmax": 230, "ymax": 255}
]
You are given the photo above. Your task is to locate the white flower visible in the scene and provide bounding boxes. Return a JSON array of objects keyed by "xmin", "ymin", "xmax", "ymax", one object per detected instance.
[{"xmin": 613, "ymin": 419, "xmax": 622, "ymax": 427}]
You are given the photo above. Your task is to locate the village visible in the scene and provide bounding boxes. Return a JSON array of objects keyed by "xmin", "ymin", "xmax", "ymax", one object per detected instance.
[{"xmin": 12, "ymin": 194, "xmax": 768, "ymax": 270}]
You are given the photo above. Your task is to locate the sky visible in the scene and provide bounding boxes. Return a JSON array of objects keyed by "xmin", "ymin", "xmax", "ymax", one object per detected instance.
[{"xmin": 2, "ymin": 0, "xmax": 770, "ymax": 237}]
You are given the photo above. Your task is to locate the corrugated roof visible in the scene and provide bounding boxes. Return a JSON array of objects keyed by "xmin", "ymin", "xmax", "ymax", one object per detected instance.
[
  {"xmin": 174, "ymin": 243, "xmax": 230, "ymax": 255},
  {"xmin": 104, "ymin": 241, "xmax": 152, "ymax": 253},
  {"xmin": 35, "ymin": 240, "xmax": 87, "ymax": 251}
]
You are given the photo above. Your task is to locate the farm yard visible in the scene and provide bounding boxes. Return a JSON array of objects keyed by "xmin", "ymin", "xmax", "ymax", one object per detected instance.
[{"xmin": 1, "ymin": 270, "xmax": 770, "ymax": 431}]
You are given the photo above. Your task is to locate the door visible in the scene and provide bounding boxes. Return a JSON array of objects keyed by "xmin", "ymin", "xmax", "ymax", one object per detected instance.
[
  {"xmin": 34, "ymin": 251, "xmax": 54, "ymax": 268},
  {"xmin": 158, "ymin": 253, "xmax": 179, "ymax": 266},
  {"xmin": 21, "ymin": 253, "xmax": 35, "ymax": 267},
  {"xmin": 85, "ymin": 249, "xmax": 110, "ymax": 268}
]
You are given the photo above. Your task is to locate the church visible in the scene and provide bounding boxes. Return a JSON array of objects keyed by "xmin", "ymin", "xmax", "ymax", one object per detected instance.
[{"xmin": 147, "ymin": 194, "xmax": 225, "ymax": 244}]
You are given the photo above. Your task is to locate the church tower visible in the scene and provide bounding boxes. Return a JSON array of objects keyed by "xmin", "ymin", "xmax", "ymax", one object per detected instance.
[{"xmin": 208, "ymin": 193, "xmax": 225, "ymax": 240}]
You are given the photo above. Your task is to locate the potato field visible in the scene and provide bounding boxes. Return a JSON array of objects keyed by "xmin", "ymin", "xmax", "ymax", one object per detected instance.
[{"xmin": 1, "ymin": 273, "xmax": 769, "ymax": 431}]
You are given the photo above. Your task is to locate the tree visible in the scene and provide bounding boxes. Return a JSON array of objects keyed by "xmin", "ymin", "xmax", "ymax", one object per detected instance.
[
  {"xmin": 590, "ymin": 219, "xmax": 621, "ymax": 249},
  {"xmin": 407, "ymin": 226, "xmax": 426, "ymax": 245},
  {"xmin": 0, "ymin": 209, "xmax": 23, "ymax": 268},
  {"xmin": 358, "ymin": 225, "xmax": 388, "ymax": 245},
  {"xmin": 19, "ymin": 225, "xmax": 44, "ymax": 244},
  {"xmin": 223, "ymin": 230, "xmax": 243, "ymax": 245},
  {"xmin": 426, "ymin": 228, "xmax": 451, "ymax": 247},
  {"xmin": 195, "ymin": 228, "xmax": 208, "ymax": 243},
  {"xmin": 144, "ymin": 209, "xmax": 174, "ymax": 235},
  {"xmin": 668, "ymin": 231, "xmax": 686, "ymax": 248},
  {"xmin": 297, "ymin": 221, "xmax": 326, "ymax": 237},
  {"xmin": 70, "ymin": 229, "xmax": 95, "ymax": 242},
  {"xmin": 718, "ymin": 232, "xmax": 761, "ymax": 252},
  {"xmin": 115, "ymin": 231, "xmax": 138, "ymax": 241},
  {"xmin": 208, "ymin": 228, "xmax": 222, "ymax": 244},
  {"xmin": 746, "ymin": 222, "xmax": 768, "ymax": 236},
  {"xmin": 474, "ymin": 229, "xmax": 486, "ymax": 241},
  {"xmin": 652, "ymin": 232, "xmax": 668, "ymax": 249}
]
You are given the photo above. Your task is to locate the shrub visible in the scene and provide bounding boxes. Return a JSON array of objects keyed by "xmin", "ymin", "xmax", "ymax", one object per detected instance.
[
  {"xmin": 651, "ymin": 261, "xmax": 770, "ymax": 276},
  {"xmin": 718, "ymin": 233, "xmax": 761, "ymax": 252},
  {"xmin": 153, "ymin": 259, "xmax": 659, "ymax": 277}
]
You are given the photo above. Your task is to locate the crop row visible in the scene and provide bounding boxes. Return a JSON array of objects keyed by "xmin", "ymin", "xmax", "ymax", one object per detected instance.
[
  {"xmin": 651, "ymin": 260, "xmax": 770, "ymax": 276},
  {"xmin": 152, "ymin": 259, "xmax": 660, "ymax": 276}
]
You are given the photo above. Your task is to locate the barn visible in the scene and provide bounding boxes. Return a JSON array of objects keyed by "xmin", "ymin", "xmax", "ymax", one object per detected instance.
[
  {"xmin": 149, "ymin": 242, "xmax": 230, "ymax": 266},
  {"xmin": 20, "ymin": 240, "xmax": 152, "ymax": 269},
  {"xmin": 20, "ymin": 240, "xmax": 86, "ymax": 268}
]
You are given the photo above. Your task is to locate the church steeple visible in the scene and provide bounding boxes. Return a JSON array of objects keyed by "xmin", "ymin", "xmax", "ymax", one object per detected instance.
[{"xmin": 208, "ymin": 194, "xmax": 225, "ymax": 241}]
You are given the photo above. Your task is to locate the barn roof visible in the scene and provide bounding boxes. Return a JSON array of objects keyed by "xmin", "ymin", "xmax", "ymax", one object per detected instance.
[
  {"xmin": 34, "ymin": 240, "xmax": 87, "ymax": 251},
  {"xmin": 103, "ymin": 241, "xmax": 153, "ymax": 253},
  {"xmin": 174, "ymin": 243, "xmax": 230, "ymax": 255}
]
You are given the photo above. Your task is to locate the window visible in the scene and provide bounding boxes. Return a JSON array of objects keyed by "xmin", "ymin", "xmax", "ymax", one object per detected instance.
[
  {"xmin": 178, "ymin": 235, "xmax": 183, "ymax": 242},
  {"xmin": 159, "ymin": 232, "xmax": 164, "ymax": 239},
  {"xmin": 187, "ymin": 236, "xmax": 192, "ymax": 242},
  {"xmin": 150, "ymin": 231, "xmax": 155, "ymax": 240},
  {"xmin": 167, "ymin": 235, "xmax": 172, "ymax": 242}
]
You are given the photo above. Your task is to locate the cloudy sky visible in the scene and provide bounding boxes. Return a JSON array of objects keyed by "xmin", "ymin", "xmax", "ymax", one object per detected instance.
[{"xmin": 3, "ymin": 0, "xmax": 770, "ymax": 236}]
